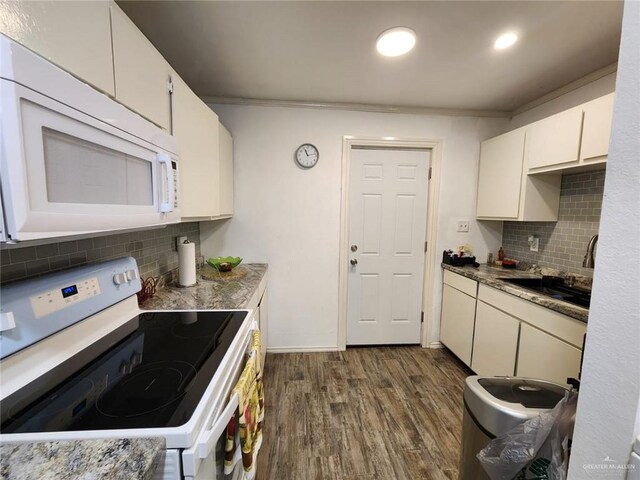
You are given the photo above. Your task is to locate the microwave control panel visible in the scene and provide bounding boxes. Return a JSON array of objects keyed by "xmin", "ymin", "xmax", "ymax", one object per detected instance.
[{"xmin": 30, "ymin": 277, "xmax": 102, "ymax": 319}]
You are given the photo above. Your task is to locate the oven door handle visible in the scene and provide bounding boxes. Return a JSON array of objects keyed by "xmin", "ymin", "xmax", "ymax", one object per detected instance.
[{"xmin": 197, "ymin": 390, "xmax": 239, "ymax": 459}]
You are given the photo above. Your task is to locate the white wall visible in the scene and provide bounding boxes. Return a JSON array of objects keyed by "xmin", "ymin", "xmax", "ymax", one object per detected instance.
[
  {"xmin": 200, "ymin": 105, "xmax": 507, "ymax": 350},
  {"xmin": 568, "ymin": 1, "xmax": 640, "ymax": 477},
  {"xmin": 510, "ymin": 72, "xmax": 616, "ymax": 128}
]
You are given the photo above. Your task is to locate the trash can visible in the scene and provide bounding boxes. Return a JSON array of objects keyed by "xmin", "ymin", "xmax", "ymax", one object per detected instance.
[{"xmin": 458, "ymin": 376, "xmax": 568, "ymax": 480}]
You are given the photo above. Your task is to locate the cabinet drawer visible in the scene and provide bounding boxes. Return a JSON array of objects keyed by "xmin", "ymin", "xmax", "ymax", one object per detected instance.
[
  {"xmin": 478, "ymin": 284, "xmax": 586, "ymax": 348},
  {"xmin": 443, "ymin": 270, "xmax": 478, "ymax": 298}
]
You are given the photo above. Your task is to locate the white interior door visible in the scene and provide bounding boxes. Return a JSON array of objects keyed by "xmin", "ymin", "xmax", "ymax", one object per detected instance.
[{"xmin": 347, "ymin": 148, "xmax": 430, "ymax": 345}]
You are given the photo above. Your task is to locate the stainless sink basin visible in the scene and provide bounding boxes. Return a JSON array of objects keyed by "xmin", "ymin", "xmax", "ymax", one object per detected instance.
[{"xmin": 499, "ymin": 276, "xmax": 591, "ymax": 309}]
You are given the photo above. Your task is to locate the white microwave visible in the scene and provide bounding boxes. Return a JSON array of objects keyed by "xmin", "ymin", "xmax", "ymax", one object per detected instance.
[{"xmin": 0, "ymin": 35, "xmax": 180, "ymax": 243}]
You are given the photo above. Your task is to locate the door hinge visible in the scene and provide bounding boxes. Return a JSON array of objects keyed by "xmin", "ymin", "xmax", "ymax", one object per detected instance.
[
  {"xmin": 421, "ymin": 312, "xmax": 424, "ymax": 323},
  {"xmin": 424, "ymin": 241, "xmax": 428, "ymax": 252},
  {"xmin": 428, "ymin": 167, "xmax": 432, "ymax": 180}
]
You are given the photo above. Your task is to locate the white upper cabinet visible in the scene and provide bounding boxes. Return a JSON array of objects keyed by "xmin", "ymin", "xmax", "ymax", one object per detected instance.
[
  {"xmin": 0, "ymin": 1, "xmax": 115, "ymax": 95},
  {"xmin": 526, "ymin": 107, "xmax": 583, "ymax": 171},
  {"xmin": 476, "ymin": 127, "xmax": 561, "ymax": 221},
  {"xmin": 110, "ymin": 3, "xmax": 171, "ymax": 130},
  {"xmin": 218, "ymin": 123, "xmax": 234, "ymax": 217},
  {"xmin": 476, "ymin": 128, "xmax": 525, "ymax": 219},
  {"xmin": 172, "ymin": 75, "xmax": 221, "ymax": 219},
  {"xmin": 580, "ymin": 93, "xmax": 615, "ymax": 164},
  {"xmin": 525, "ymin": 93, "xmax": 614, "ymax": 174}
]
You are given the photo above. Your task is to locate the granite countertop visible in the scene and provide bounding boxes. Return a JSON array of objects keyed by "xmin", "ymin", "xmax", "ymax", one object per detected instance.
[
  {"xmin": 442, "ymin": 263, "xmax": 589, "ymax": 323},
  {"xmin": 0, "ymin": 438, "xmax": 165, "ymax": 480},
  {"xmin": 141, "ymin": 263, "xmax": 268, "ymax": 310}
]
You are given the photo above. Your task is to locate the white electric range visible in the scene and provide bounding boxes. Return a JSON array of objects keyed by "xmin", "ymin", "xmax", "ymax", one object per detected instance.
[{"xmin": 0, "ymin": 257, "xmax": 255, "ymax": 480}]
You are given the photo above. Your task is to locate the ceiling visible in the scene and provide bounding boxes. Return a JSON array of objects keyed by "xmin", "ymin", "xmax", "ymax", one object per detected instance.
[{"xmin": 117, "ymin": 1, "xmax": 623, "ymax": 113}]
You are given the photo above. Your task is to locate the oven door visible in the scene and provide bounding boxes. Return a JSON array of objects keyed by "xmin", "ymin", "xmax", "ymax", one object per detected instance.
[
  {"xmin": 0, "ymin": 79, "xmax": 180, "ymax": 243},
  {"xmin": 182, "ymin": 323, "xmax": 256, "ymax": 480}
]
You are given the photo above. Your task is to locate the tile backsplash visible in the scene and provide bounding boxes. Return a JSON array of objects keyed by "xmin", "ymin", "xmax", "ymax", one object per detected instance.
[
  {"xmin": 502, "ymin": 169, "xmax": 605, "ymax": 277},
  {"xmin": 0, "ymin": 222, "xmax": 201, "ymax": 285}
]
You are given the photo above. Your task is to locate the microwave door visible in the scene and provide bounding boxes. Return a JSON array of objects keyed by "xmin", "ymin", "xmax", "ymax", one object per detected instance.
[{"xmin": 0, "ymin": 82, "xmax": 179, "ymax": 242}]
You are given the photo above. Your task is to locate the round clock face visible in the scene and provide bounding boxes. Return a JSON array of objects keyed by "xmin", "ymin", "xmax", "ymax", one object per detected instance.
[{"xmin": 295, "ymin": 143, "xmax": 319, "ymax": 169}]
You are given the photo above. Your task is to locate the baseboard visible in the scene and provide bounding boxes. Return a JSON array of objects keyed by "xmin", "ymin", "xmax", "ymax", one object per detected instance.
[
  {"xmin": 267, "ymin": 346, "xmax": 340, "ymax": 354},
  {"xmin": 429, "ymin": 341, "xmax": 444, "ymax": 349}
]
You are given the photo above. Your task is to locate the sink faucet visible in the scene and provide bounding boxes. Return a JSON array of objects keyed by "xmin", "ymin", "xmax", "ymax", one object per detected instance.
[{"xmin": 583, "ymin": 234, "xmax": 599, "ymax": 268}]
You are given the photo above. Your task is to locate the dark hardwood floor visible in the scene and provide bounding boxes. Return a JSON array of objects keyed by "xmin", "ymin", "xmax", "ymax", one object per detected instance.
[{"xmin": 256, "ymin": 346, "xmax": 472, "ymax": 480}]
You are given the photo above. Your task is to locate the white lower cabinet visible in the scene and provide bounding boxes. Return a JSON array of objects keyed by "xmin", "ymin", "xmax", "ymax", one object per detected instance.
[
  {"xmin": 440, "ymin": 273, "xmax": 587, "ymax": 384},
  {"xmin": 471, "ymin": 301, "xmax": 519, "ymax": 376},
  {"xmin": 516, "ymin": 323, "xmax": 583, "ymax": 385},
  {"xmin": 440, "ymin": 284, "xmax": 476, "ymax": 366}
]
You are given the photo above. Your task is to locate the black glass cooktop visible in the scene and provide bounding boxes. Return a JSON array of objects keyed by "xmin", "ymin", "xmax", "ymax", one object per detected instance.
[{"xmin": 1, "ymin": 310, "xmax": 247, "ymax": 433}]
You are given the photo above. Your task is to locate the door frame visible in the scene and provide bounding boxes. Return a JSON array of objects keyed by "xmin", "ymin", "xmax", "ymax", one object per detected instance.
[{"xmin": 338, "ymin": 135, "xmax": 443, "ymax": 350}]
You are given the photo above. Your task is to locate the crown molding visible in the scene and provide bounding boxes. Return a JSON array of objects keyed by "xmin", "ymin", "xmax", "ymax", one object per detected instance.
[
  {"xmin": 200, "ymin": 62, "xmax": 617, "ymax": 120},
  {"xmin": 511, "ymin": 63, "xmax": 618, "ymax": 117},
  {"xmin": 200, "ymin": 96, "xmax": 512, "ymax": 118}
]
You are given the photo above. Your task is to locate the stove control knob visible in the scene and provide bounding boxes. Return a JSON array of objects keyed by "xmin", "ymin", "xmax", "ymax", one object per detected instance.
[
  {"xmin": 126, "ymin": 269, "xmax": 139, "ymax": 282},
  {"xmin": 119, "ymin": 361, "xmax": 133, "ymax": 375},
  {"xmin": 130, "ymin": 352, "xmax": 143, "ymax": 366},
  {"xmin": 113, "ymin": 273, "xmax": 126, "ymax": 285}
]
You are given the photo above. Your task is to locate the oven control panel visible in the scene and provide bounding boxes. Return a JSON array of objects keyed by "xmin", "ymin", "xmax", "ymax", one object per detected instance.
[
  {"xmin": 30, "ymin": 277, "xmax": 102, "ymax": 319},
  {"xmin": 1, "ymin": 257, "xmax": 141, "ymax": 360}
]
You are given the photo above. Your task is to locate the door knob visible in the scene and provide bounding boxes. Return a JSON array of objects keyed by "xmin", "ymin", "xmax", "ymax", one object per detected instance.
[
  {"xmin": 350, "ymin": 259, "xmax": 358, "ymax": 266},
  {"xmin": 350, "ymin": 245, "xmax": 358, "ymax": 252}
]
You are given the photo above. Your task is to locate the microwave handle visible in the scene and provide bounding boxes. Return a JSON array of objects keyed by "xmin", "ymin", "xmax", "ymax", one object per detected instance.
[
  {"xmin": 158, "ymin": 152, "xmax": 174, "ymax": 213},
  {"xmin": 197, "ymin": 390, "xmax": 239, "ymax": 459}
]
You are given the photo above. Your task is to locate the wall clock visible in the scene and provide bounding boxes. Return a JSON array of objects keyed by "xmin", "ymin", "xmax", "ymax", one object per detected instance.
[{"xmin": 295, "ymin": 143, "xmax": 319, "ymax": 169}]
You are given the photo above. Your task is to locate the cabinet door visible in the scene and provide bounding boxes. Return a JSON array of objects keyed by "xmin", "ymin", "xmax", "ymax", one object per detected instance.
[
  {"xmin": 581, "ymin": 93, "xmax": 615, "ymax": 163},
  {"xmin": 526, "ymin": 107, "xmax": 583, "ymax": 171},
  {"xmin": 476, "ymin": 128, "xmax": 525, "ymax": 219},
  {"xmin": 172, "ymin": 76, "xmax": 220, "ymax": 218},
  {"xmin": 517, "ymin": 323, "xmax": 582, "ymax": 384},
  {"xmin": 0, "ymin": 1, "xmax": 114, "ymax": 95},
  {"xmin": 440, "ymin": 285, "xmax": 476, "ymax": 366},
  {"xmin": 110, "ymin": 4, "xmax": 171, "ymax": 129},
  {"xmin": 218, "ymin": 123, "xmax": 234, "ymax": 217},
  {"xmin": 471, "ymin": 301, "xmax": 519, "ymax": 376}
]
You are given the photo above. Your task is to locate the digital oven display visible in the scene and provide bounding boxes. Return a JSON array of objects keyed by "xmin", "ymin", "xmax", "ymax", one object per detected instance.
[{"xmin": 61, "ymin": 285, "xmax": 78, "ymax": 298}]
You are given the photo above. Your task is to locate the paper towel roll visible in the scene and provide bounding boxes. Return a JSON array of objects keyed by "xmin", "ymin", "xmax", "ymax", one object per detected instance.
[{"xmin": 178, "ymin": 240, "xmax": 196, "ymax": 287}]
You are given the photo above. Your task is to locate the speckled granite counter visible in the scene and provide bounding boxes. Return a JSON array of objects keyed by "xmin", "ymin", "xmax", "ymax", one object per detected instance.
[
  {"xmin": 140, "ymin": 263, "xmax": 267, "ymax": 310},
  {"xmin": 0, "ymin": 438, "xmax": 165, "ymax": 480},
  {"xmin": 442, "ymin": 263, "xmax": 589, "ymax": 323}
]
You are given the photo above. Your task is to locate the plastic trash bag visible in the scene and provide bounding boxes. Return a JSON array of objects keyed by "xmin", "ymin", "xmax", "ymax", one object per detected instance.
[{"xmin": 477, "ymin": 391, "xmax": 578, "ymax": 480}]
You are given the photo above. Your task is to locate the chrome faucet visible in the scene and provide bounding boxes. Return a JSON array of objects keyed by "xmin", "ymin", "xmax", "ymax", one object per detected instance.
[{"xmin": 583, "ymin": 234, "xmax": 599, "ymax": 268}]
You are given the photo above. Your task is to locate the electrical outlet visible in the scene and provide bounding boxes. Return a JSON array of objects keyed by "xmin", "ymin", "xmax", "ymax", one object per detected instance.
[
  {"xmin": 528, "ymin": 235, "xmax": 540, "ymax": 252},
  {"xmin": 457, "ymin": 220, "xmax": 470, "ymax": 233}
]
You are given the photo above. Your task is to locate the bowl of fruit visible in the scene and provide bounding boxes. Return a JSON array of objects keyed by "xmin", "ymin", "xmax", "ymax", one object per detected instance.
[{"xmin": 206, "ymin": 256, "xmax": 243, "ymax": 272}]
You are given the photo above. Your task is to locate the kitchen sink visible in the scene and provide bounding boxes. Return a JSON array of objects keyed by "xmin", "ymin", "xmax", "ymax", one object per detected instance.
[{"xmin": 500, "ymin": 276, "xmax": 591, "ymax": 309}]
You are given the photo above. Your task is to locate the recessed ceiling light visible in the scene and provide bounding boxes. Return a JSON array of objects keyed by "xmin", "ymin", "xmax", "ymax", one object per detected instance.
[
  {"xmin": 494, "ymin": 32, "xmax": 518, "ymax": 50},
  {"xmin": 376, "ymin": 27, "xmax": 416, "ymax": 57}
]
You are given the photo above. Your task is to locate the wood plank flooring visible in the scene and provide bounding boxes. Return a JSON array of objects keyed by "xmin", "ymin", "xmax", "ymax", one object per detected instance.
[{"xmin": 256, "ymin": 346, "xmax": 472, "ymax": 480}]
